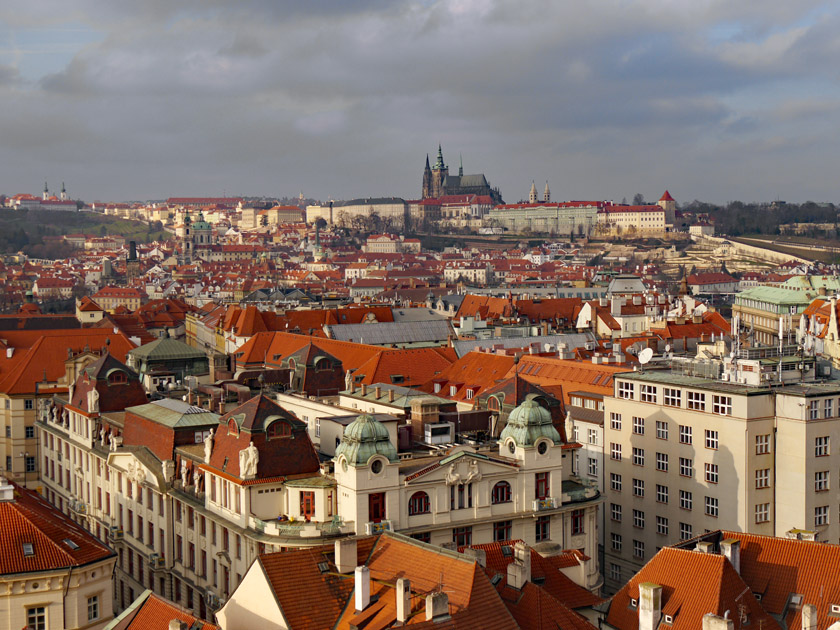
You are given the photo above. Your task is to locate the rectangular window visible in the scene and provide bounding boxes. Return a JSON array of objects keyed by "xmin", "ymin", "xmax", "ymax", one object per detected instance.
[
  {"xmin": 618, "ymin": 381, "xmax": 634, "ymax": 399},
  {"xmin": 633, "ymin": 540, "xmax": 645, "ymax": 559},
  {"xmin": 611, "ymin": 503, "xmax": 622, "ymax": 522},
  {"xmin": 712, "ymin": 395, "xmax": 732, "ymax": 416},
  {"xmin": 24, "ymin": 399, "xmax": 34, "ymax": 410},
  {"xmin": 815, "ymin": 471, "xmax": 829, "ymax": 492},
  {"xmin": 656, "ymin": 452, "xmax": 668, "ymax": 472},
  {"xmin": 452, "ymin": 526, "xmax": 472, "ymax": 547},
  {"xmin": 610, "ymin": 412, "xmax": 622, "ymax": 430},
  {"xmin": 663, "ymin": 388, "xmax": 681, "ymax": 407},
  {"xmin": 815, "ymin": 506, "xmax": 829, "ymax": 526},
  {"xmin": 679, "ymin": 457, "xmax": 693, "ymax": 477},
  {"xmin": 609, "ymin": 563, "xmax": 621, "ymax": 582},
  {"xmin": 656, "ymin": 515, "xmax": 669, "ymax": 535},
  {"xmin": 632, "ymin": 416, "xmax": 645, "ymax": 435},
  {"xmin": 656, "ymin": 484, "xmax": 669, "ymax": 504},
  {"xmin": 679, "ymin": 425, "xmax": 692, "ymax": 445},
  {"xmin": 633, "ymin": 509, "xmax": 645, "ymax": 528},
  {"xmin": 679, "ymin": 490, "xmax": 693, "ymax": 511},
  {"xmin": 611, "ymin": 533, "xmax": 622, "ymax": 551},
  {"xmin": 632, "ymin": 447, "xmax": 645, "ymax": 467},
  {"xmin": 687, "ymin": 391, "xmax": 705, "ymax": 411},
  {"xmin": 755, "ymin": 468, "xmax": 770, "ymax": 489},
  {"xmin": 25, "ymin": 425, "xmax": 35, "ymax": 439},
  {"xmin": 825, "ymin": 398, "xmax": 834, "ymax": 418},
  {"xmin": 493, "ymin": 520, "xmax": 512, "ymax": 542},
  {"xmin": 610, "ymin": 443, "xmax": 622, "ymax": 461},
  {"xmin": 27, "ymin": 607, "xmax": 46, "ymax": 630},
  {"xmin": 705, "ymin": 496, "xmax": 719, "ymax": 517},
  {"xmin": 610, "ymin": 473, "xmax": 622, "ymax": 492},
  {"xmin": 816, "ymin": 436, "xmax": 830, "ymax": 457},
  {"xmin": 410, "ymin": 532, "xmax": 431, "ymax": 543},
  {"xmin": 587, "ymin": 428, "xmax": 597, "ymax": 445},
  {"xmin": 632, "ymin": 479, "xmax": 645, "ymax": 497},
  {"xmin": 755, "ymin": 434, "xmax": 770, "ymax": 455},
  {"xmin": 705, "ymin": 430, "xmax": 719, "ymax": 450},
  {"xmin": 679, "ymin": 522, "xmax": 693, "ymax": 541},
  {"xmin": 755, "ymin": 503, "xmax": 770, "ymax": 523},
  {"xmin": 640, "ymin": 385, "xmax": 657, "ymax": 403},
  {"xmin": 809, "ymin": 400, "xmax": 820, "ymax": 420},
  {"xmin": 87, "ymin": 595, "xmax": 99, "ymax": 622},
  {"xmin": 587, "ymin": 457, "xmax": 597, "ymax": 477},
  {"xmin": 655, "ymin": 421, "xmax": 668, "ymax": 440},
  {"xmin": 536, "ymin": 516, "xmax": 551, "ymax": 542},
  {"xmin": 571, "ymin": 509, "xmax": 585, "ymax": 535},
  {"xmin": 705, "ymin": 463, "xmax": 719, "ymax": 484},
  {"xmin": 535, "ymin": 472, "xmax": 550, "ymax": 500}
]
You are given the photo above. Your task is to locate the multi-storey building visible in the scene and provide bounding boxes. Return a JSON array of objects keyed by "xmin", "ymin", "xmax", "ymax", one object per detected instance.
[{"xmin": 602, "ymin": 345, "xmax": 840, "ymax": 593}]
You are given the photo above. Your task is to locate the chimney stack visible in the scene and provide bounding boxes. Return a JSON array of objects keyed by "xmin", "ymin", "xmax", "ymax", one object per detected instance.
[
  {"xmin": 802, "ymin": 604, "xmax": 817, "ymax": 630},
  {"xmin": 375, "ymin": 385, "xmax": 382, "ymax": 399},
  {"xmin": 361, "ymin": 384, "xmax": 368, "ymax": 396},
  {"xmin": 507, "ymin": 542, "xmax": 532, "ymax": 590},
  {"xmin": 425, "ymin": 591, "xmax": 449, "ymax": 621},
  {"xmin": 335, "ymin": 538, "xmax": 357, "ymax": 574},
  {"xmin": 355, "ymin": 566, "xmax": 371, "ymax": 611},
  {"xmin": 638, "ymin": 583, "xmax": 662, "ymax": 630},
  {"xmin": 696, "ymin": 541, "xmax": 714, "ymax": 554},
  {"xmin": 720, "ymin": 539, "xmax": 740, "ymax": 574},
  {"xmin": 462, "ymin": 547, "xmax": 487, "ymax": 567},
  {"xmin": 169, "ymin": 621, "xmax": 188, "ymax": 630},
  {"xmin": 388, "ymin": 389, "xmax": 395, "ymax": 403},
  {"xmin": 396, "ymin": 578, "xmax": 411, "ymax": 623},
  {"xmin": 702, "ymin": 612, "xmax": 734, "ymax": 630}
]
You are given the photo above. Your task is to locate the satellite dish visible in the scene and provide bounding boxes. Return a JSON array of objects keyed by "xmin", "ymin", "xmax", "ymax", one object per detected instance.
[
  {"xmin": 665, "ymin": 344, "xmax": 671, "ymax": 353},
  {"xmin": 638, "ymin": 348, "xmax": 654, "ymax": 365}
]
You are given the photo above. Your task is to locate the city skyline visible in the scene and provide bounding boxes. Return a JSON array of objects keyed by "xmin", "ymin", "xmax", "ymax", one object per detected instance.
[{"xmin": 2, "ymin": 1, "xmax": 840, "ymax": 204}]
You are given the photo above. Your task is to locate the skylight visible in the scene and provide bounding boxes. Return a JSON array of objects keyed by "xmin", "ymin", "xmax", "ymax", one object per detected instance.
[
  {"xmin": 63, "ymin": 539, "xmax": 79, "ymax": 550},
  {"xmin": 22, "ymin": 543, "xmax": 34, "ymax": 557}
]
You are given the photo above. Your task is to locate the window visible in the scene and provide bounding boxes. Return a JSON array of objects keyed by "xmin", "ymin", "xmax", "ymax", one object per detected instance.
[
  {"xmin": 687, "ymin": 391, "xmax": 705, "ymax": 411},
  {"xmin": 610, "ymin": 443, "xmax": 622, "ymax": 461},
  {"xmin": 587, "ymin": 428, "xmax": 597, "ymax": 445},
  {"xmin": 632, "ymin": 416, "xmax": 645, "ymax": 435},
  {"xmin": 755, "ymin": 468, "xmax": 770, "ymax": 489},
  {"xmin": 610, "ymin": 412, "xmax": 622, "ymax": 430},
  {"xmin": 411, "ymin": 532, "xmax": 431, "ymax": 543},
  {"xmin": 633, "ymin": 509, "xmax": 645, "ymax": 528},
  {"xmin": 679, "ymin": 457, "xmax": 693, "ymax": 477},
  {"xmin": 633, "ymin": 540, "xmax": 645, "ymax": 559},
  {"xmin": 679, "ymin": 425, "xmax": 692, "ymax": 445},
  {"xmin": 809, "ymin": 400, "xmax": 820, "ymax": 420},
  {"xmin": 27, "ymin": 606, "xmax": 46, "ymax": 630},
  {"xmin": 679, "ymin": 490, "xmax": 693, "ymax": 511},
  {"xmin": 610, "ymin": 503, "xmax": 622, "ymax": 522},
  {"xmin": 536, "ymin": 516, "xmax": 550, "ymax": 542},
  {"xmin": 618, "ymin": 381, "xmax": 634, "ymax": 399},
  {"xmin": 632, "ymin": 479, "xmax": 645, "ymax": 497},
  {"xmin": 408, "ymin": 491, "xmax": 430, "ymax": 515},
  {"xmin": 587, "ymin": 458, "xmax": 597, "ymax": 477},
  {"xmin": 664, "ymin": 388, "xmax": 681, "ymax": 407},
  {"xmin": 535, "ymin": 473, "xmax": 550, "ymax": 500},
  {"xmin": 24, "ymin": 399, "xmax": 34, "ymax": 410},
  {"xmin": 493, "ymin": 520, "xmax": 512, "ymax": 542},
  {"xmin": 755, "ymin": 503, "xmax": 770, "ymax": 523},
  {"xmin": 25, "ymin": 456, "xmax": 35, "ymax": 473},
  {"xmin": 610, "ymin": 473, "xmax": 622, "ymax": 492},
  {"xmin": 609, "ymin": 563, "xmax": 621, "ymax": 582},
  {"xmin": 705, "ymin": 430, "xmax": 719, "ymax": 450},
  {"xmin": 87, "ymin": 595, "xmax": 99, "ymax": 621},
  {"xmin": 825, "ymin": 398, "xmax": 834, "ymax": 418},
  {"xmin": 632, "ymin": 447, "xmax": 645, "ymax": 466},
  {"xmin": 610, "ymin": 533, "xmax": 622, "ymax": 551},
  {"xmin": 816, "ymin": 436, "xmax": 830, "ymax": 457},
  {"xmin": 573, "ymin": 426, "xmax": 579, "ymax": 442},
  {"xmin": 656, "ymin": 516, "xmax": 669, "ymax": 535},
  {"xmin": 756, "ymin": 434, "xmax": 770, "ymax": 455},
  {"xmin": 815, "ymin": 506, "xmax": 829, "ymax": 526},
  {"xmin": 465, "ymin": 389, "xmax": 474, "ymax": 400},
  {"xmin": 705, "ymin": 463, "xmax": 719, "ymax": 484},
  {"xmin": 679, "ymin": 522, "xmax": 693, "ymax": 540},
  {"xmin": 656, "ymin": 484, "xmax": 669, "ymax": 504},
  {"xmin": 712, "ymin": 395, "xmax": 732, "ymax": 416},
  {"xmin": 656, "ymin": 421, "xmax": 668, "ymax": 440},
  {"xmin": 656, "ymin": 452, "xmax": 668, "ymax": 472},
  {"xmin": 640, "ymin": 385, "xmax": 657, "ymax": 403},
  {"xmin": 815, "ymin": 471, "xmax": 829, "ymax": 492},
  {"xmin": 266, "ymin": 421, "xmax": 291, "ymax": 439},
  {"xmin": 705, "ymin": 496, "xmax": 719, "ymax": 517},
  {"xmin": 571, "ymin": 509, "xmax": 585, "ymax": 535},
  {"xmin": 25, "ymin": 425, "xmax": 34, "ymax": 439}
]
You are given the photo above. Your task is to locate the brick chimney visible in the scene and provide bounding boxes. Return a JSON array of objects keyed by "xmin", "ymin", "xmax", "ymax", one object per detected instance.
[
  {"xmin": 375, "ymin": 385, "xmax": 382, "ymax": 399},
  {"xmin": 361, "ymin": 384, "xmax": 368, "ymax": 396},
  {"xmin": 425, "ymin": 591, "xmax": 449, "ymax": 621},
  {"xmin": 396, "ymin": 578, "xmax": 411, "ymax": 623},
  {"xmin": 720, "ymin": 538, "xmax": 740, "ymax": 574},
  {"xmin": 335, "ymin": 538, "xmax": 357, "ymax": 574},
  {"xmin": 355, "ymin": 566, "xmax": 371, "ymax": 611},
  {"xmin": 388, "ymin": 389, "xmax": 395, "ymax": 403},
  {"xmin": 638, "ymin": 583, "xmax": 662, "ymax": 630}
]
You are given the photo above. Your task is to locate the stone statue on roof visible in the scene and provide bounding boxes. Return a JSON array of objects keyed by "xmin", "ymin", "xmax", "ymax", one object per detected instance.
[
  {"xmin": 345, "ymin": 369, "xmax": 353, "ymax": 391},
  {"xmin": 203, "ymin": 428, "xmax": 214, "ymax": 464},
  {"xmin": 240, "ymin": 441, "xmax": 259, "ymax": 478},
  {"xmin": 88, "ymin": 388, "xmax": 99, "ymax": 413}
]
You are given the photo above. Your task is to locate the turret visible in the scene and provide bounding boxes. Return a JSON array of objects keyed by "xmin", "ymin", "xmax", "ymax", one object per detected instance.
[
  {"xmin": 529, "ymin": 181, "xmax": 538, "ymax": 204},
  {"xmin": 544, "ymin": 181, "xmax": 550, "ymax": 203}
]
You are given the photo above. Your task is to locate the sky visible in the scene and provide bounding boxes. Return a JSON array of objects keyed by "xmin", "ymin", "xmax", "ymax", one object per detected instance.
[{"xmin": 1, "ymin": 0, "xmax": 839, "ymax": 205}]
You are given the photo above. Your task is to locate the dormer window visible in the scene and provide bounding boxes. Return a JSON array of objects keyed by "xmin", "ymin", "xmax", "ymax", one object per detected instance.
[
  {"xmin": 108, "ymin": 371, "xmax": 127, "ymax": 385},
  {"xmin": 449, "ymin": 385, "xmax": 458, "ymax": 396},
  {"xmin": 434, "ymin": 383, "xmax": 441, "ymax": 393},
  {"xmin": 227, "ymin": 418, "xmax": 239, "ymax": 436},
  {"xmin": 266, "ymin": 421, "xmax": 291, "ymax": 439}
]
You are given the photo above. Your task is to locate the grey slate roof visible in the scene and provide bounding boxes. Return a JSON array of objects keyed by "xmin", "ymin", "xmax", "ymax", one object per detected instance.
[
  {"xmin": 324, "ymin": 320, "xmax": 454, "ymax": 345},
  {"xmin": 452, "ymin": 332, "xmax": 596, "ymax": 358},
  {"xmin": 126, "ymin": 398, "xmax": 220, "ymax": 428}
]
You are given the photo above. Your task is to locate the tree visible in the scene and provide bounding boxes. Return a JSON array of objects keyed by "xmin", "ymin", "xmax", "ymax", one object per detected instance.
[{"xmin": 632, "ymin": 193, "xmax": 645, "ymax": 206}]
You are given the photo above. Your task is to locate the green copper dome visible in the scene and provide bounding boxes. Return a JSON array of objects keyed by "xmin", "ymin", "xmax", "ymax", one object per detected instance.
[
  {"xmin": 499, "ymin": 398, "xmax": 562, "ymax": 448},
  {"xmin": 335, "ymin": 414, "xmax": 398, "ymax": 467}
]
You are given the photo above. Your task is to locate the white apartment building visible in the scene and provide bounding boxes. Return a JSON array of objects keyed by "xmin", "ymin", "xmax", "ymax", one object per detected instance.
[{"xmin": 602, "ymin": 349, "xmax": 840, "ymax": 593}]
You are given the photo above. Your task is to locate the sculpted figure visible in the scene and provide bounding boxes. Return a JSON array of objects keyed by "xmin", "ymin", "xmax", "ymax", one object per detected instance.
[{"xmin": 203, "ymin": 428, "xmax": 214, "ymax": 463}]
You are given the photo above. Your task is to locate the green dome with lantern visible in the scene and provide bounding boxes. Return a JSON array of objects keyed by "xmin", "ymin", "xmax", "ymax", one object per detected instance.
[
  {"xmin": 335, "ymin": 413, "xmax": 398, "ymax": 466},
  {"xmin": 499, "ymin": 397, "xmax": 562, "ymax": 448}
]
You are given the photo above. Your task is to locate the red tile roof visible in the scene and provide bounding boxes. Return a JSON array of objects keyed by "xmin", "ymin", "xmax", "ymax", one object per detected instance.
[{"xmin": 110, "ymin": 590, "xmax": 219, "ymax": 630}]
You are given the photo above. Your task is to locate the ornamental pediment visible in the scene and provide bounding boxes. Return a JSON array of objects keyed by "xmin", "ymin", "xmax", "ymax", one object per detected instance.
[{"xmin": 402, "ymin": 451, "xmax": 514, "ymax": 486}]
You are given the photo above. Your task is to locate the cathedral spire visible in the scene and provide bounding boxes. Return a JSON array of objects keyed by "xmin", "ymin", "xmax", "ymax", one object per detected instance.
[
  {"xmin": 529, "ymin": 180, "xmax": 537, "ymax": 204},
  {"xmin": 434, "ymin": 144, "xmax": 445, "ymax": 169},
  {"xmin": 425, "ymin": 154, "xmax": 430, "ymax": 170},
  {"xmin": 544, "ymin": 181, "xmax": 550, "ymax": 203},
  {"xmin": 459, "ymin": 153, "xmax": 463, "ymax": 177}
]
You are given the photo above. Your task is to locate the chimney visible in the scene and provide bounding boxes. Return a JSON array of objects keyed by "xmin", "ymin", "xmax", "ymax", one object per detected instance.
[
  {"xmin": 638, "ymin": 583, "xmax": 662, "ymax": 630},
  {"xmin": 375, "ymin": 385, "xmax": 382, "ymax": 399},
  {"xmin": 355, "ymin": 566, "xmax": 371, "ymax": 611},
  {"xmin": 696, "ymin": 541, "xmax": 715, "ymax": 554},
  {"xmin": 218, "ymin": 400, "xmax": 225, "ymax": 414},
  {"xmin": 335, "ymin": 538, "xmax": 357, "ymax": 574},
  {"xmin": 0, "ymin": 478, "xmax": 14, "ymax": 501},
  {"xmin": 350, "ymin": 381, "xmax": 356, "ymax": 393},
  {"xmin": 507, "ymin": 542, "xmax": 532, "ymax": 590},
  {"xmin": 388, "ymin": 389, "xmax": 395, "ymax": 403},
  {"xmin": 361, "ymin": 384, "xmax": 368, "ymax": 396},
  {"xmin": 425, "ymin": 591, "xmax": 449, "ymax": 621},
  {"xmin": 396, "ymin": 578, "xmax": 411, "ymax": 623},
  {"xmin": 702, "ymin": 612, "xmax": 734, "ymax": 630},
  {"xmin": 462, "ymin": 547, "xmax": 487, "ymax": 567},
  {"xmin": 169, "ymin": 621, "xmax": 188, "ymax": 630},
  {"xmin": 802, "ymin": 604, "xmax": 817, "ymax": 630},
  {"xmin": 720, "ymin": 539, "xmax": 740, "ymax": 574}
]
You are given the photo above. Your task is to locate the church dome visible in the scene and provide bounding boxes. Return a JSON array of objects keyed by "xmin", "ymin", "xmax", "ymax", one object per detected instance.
[
  {"xmin": 336, "ymin": 414, "xmax": 398, "ymax": 467},
  {"xmin": 499, "ymin": 398, "xmax": 562, "ymax": 448}
]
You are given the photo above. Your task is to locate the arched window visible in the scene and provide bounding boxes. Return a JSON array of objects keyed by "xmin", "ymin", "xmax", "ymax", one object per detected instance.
[
  {"xmin": 408, "ymin": 491, "xmax": 430, "ymax": 516},
  {"xmin": 491, "ymin": 481, "xmax": 512, "ymax": 504},
  {"xmin": 227, "ymin": 418, "xmax": 239, "ymax": 436},
  {"xmin": 108, "ymin": 371, "xmax": 127, "ymax": 385},
  {"xmin": 267, "ymin": 422, "xmax": 291, "ymax": 439}
]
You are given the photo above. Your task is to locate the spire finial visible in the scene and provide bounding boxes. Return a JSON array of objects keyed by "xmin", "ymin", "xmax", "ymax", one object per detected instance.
[{"xmin": 459, "ymin": 153, "xmax": 463, "ymax": 177}]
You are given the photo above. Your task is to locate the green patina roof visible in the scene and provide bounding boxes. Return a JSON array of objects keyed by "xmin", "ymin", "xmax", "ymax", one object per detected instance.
[
  {"xmin": 783, "ymin": 275, "xmax": 840, "ymax": 291},
  {"xmin": 126, "ymin": 398, "xmax": 219, "ymax": 428},
  {"xmin": 499, "ymin": 397, "xmax": 561, "ymax": 448},
  {"xmin": 127, "ymin": 337, "xmax": 207, "ymax": 362},
  {"xmin": 335, "ymin": 413, "xmax": 398, "ymax": 466},
  {"xmin": 734, "ymin": 285, "xmax": 816, "ymax": 305}
]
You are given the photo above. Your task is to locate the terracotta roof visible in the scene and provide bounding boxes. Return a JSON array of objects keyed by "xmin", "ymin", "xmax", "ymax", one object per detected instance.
[
  {"xmin": 659, "ymin": 190, "xmax": 675, "ymax": 201},
  {"xmin": 109, "ymin": 590, "xmax": 219, "ymax": 630}
]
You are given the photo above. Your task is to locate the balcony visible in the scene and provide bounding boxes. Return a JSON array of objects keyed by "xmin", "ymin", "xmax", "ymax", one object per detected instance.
[
  {"xmin": 561, "ymin": 479, "xmax": 600, "ymax": 504},
  {"xmin": 249, "ymin": 515, "xmax": 351, "ymax": 540}
]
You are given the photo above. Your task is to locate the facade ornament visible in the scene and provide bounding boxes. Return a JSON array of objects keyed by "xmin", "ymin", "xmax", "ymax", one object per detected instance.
[
  {"xmin": 465, "ymin": 459, "xmax": 482, "ymax": 483},
  {"xmin": 193, "ymin": 470, "xmax": 201, "ymax": 493},
  {"xmin": 68, "ymin": 383, "xmax": 74, "ymax": 404},
  {"xmin": 239, "ymin": 441, "xmax": 259, "ymax": 478},
  {"xmin": 180, "ymin": 460, "xmax": 189, "ymax": 487},
  {"xmin": 445, "ymin": 462, "xmax": 462, "ymax": 486},
  {"xmin": 87, "ymin": 388, "xmax": 100, "ymax": 413},
  {"xmin": 100, "ymin": 427, "xmax": 106, "ymax": 447},
  {"xmin": 162, "ymin": 460, "xmax": 176, "ymax": 482},
  {"xmin": 51, "ymin": 405, "xmax": 58, "ymax": 424},
  {"xmin": 203, "ymin": 428, "xmax": 214, "ymax": 464},
  {"xmin": 344, "ymin": 370, "xmax": 353, "ymax": 391}
]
